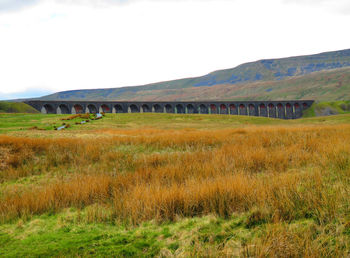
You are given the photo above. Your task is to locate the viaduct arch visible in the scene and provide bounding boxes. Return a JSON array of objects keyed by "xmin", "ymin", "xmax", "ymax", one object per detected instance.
[{"xmin": 25, "ymin": 100, "xmax": 314, "ymax": 119}]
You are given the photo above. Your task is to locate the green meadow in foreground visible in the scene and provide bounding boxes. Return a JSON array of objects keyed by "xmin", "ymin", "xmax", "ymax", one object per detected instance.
[
  {"xmin": 0, "ymin": 113, "xmax": 350, "ymax": 257},
  {"xmin": 1, "ymin": 111, "xmax": 350, "ymax": 134}
]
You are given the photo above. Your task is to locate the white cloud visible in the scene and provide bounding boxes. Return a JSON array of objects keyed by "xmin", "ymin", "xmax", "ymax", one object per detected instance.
[
  {"xmin": 283, "ymin": 0, "xmax": 350, "ymax": 14},
  {"xmin": 0, "ymin": 0, "xmax": 349, "ymax": 98},
  {"xmin": 0, "ymin": 0, "xmax": 39, "ymax": 12}
]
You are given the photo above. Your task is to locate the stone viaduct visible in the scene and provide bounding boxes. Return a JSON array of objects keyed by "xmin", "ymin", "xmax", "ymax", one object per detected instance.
[{"xmin": 25, "ymin": 100, "xmax": 314, "ymax": 119}]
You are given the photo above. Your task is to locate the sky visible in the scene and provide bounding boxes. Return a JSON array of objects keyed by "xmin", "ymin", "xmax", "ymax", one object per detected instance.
[{"xmin": 0, "ymin": 0, "xmax": 349, "ymax": 100}]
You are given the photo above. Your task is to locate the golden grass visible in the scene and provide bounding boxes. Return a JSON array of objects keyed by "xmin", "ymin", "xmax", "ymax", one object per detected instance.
[{"xmin": 0, "ymin": 124, "xmax": 349, "ymax": 228}]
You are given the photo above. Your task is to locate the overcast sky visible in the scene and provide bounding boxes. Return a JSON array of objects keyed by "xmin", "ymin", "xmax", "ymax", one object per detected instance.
[{"xmin": 0, "ymin": 0, "xmax": 349, "ymax": 99}]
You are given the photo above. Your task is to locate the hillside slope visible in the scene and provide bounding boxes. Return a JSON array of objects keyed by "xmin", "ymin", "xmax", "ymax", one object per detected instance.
[
  {"xmin": 40, "ymin": 48, "xmax": 350, "ymax": 101},
  {"xmin": 0, "ymin": 102, "xmax": 39, "ymax": 113},
  {"xmin": 303, "ymin": 101, "xmax": 350, "ymax": 117}
]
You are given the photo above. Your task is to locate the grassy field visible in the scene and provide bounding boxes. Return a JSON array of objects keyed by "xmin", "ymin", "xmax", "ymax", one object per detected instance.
[{"xmin": 1, "ymin": 113, "xmax": 350, "ymax": 257}]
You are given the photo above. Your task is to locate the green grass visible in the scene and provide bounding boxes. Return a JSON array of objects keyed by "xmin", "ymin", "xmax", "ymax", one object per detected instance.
[
  {"xmin": 0, "ymin": 210, "xmax": 163, "ymax": 257},
  {"xmin": 0, "ymin": 207, "xmax": 287, "ymax": 257},
  {"xmin": 0, "ymin": 113, "xmax": 97, "ymax": 133},
  {"xmin": 0, "ymin": 102, "xmax": 39, "ymax": 114},
  {"xmin": 2, "ymin": 112, "xmax": 350, "ymax": 134},
  {"xmin": 303, "ymin": 101, "xmax": 350, "ymax": 117},
  {"xmin": 0, "ymin": 207, "xmax": 345, "ymax": 257}
]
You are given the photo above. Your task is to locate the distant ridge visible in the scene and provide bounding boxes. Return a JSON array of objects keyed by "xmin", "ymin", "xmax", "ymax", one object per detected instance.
[{"xmin": 40, "ymin": 48, "xmax": 350, "ymax": 101}]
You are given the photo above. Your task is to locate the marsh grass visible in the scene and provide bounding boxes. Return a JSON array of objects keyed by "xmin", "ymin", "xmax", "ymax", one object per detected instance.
[
  {"xmin": 1, "ymin": 125, "xmax": 349, "ymax": 224},
  {"xmin": 1, "ymin": 121, "xmax": 350, "ymax": 256}
]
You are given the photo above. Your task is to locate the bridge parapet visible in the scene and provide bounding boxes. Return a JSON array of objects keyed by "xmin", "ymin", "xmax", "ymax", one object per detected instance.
[{"xmin": 25, "ymin": 100, "xmax": 314, "ymax": 119}]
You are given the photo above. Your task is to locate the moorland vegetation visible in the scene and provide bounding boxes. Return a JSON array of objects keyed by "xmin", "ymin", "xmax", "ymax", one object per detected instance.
[{"xmin": 0, "ymin": 113, "xmax": 349, "ymax": 256}]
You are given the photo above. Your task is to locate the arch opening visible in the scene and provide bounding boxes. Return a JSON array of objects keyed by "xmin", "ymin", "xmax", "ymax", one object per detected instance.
[
  {"xmin": 42, "ymin": 104, "xmax": 55, "ymax": 114},
  {"xmin": 199, "ymin": 104, "xmax": 208, "ymax": 114},
  {"xmin": 220, "ymin": 104, "xmax": 227, "ymax": 114},
  {"xmin": 186, "ymin": 104, "xmax": 195, "ymax": 114},
  {"xmin": 141, "ymin": 104, "xmax": 150, "ymax": 113},
  {"xmin": 268, "ymin": 103, "xmax": 276, "ymax": 118},
  {"xmin": 153, "ymin": 104, "xmax": 163, "ymax": 113},
  {"xmin": 285, "ymin": 103, "xmax": 293, "ymax": 119},
  {"xmin": 248, "ymin": 104, "xmax": 255, "ymax": 116},
  {"xmin": 100, "ymin": 104, "xmax": 110, "ymax": 113},
  {"xmin": 165, "ymin": 104, "xmax": 173, "ymax": 113},
  {"xmin": 277, "ymin": 103, "xmax": 284, "ymax": 119},
  {"xmin": 229, "ymin": 104, "xmax": 237, "ymax": 115},
  {"xmin": 87, "ymin": 104, "xmax": 97, "ymax": 114},
  {"xmin": 239, "ymin": 104, "xmax": 246, "ymax": 115},
  {"xmin": 259, "ymin": 104, "xmax": 267, "ymax": 117},
  {"xmin": 58, "ymin": 104, "xmax": 69, "ymax": 114},
  {"xmin": 176, "ymin": 104, "xmax": 184, "ymax": 114},
  {"xmin": 114, "ymin": 104, "xmax": 124, "ymax": 113},
  {"xmin": 129, "ymin": 104, "xmax": 139, "ymax": 113},
  {"xmin": 210, "ymin": 104, "xmax": 217, "ymax": 114},
  {"xmin": 73, "ymin": 104, "xmax": 84, "ymax": 114},
  {"xmin": 294, "ymin": 103, "xmax": 302, "ymax": 118}
]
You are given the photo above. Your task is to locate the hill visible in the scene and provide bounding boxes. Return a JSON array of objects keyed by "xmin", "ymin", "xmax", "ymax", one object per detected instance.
[
  {"xmin": 39, "ymin": 48, "xmax": 350, "ymax": 101},
  {"xmin": 0, "ymin": 101, "xmax": 39, "ymax": 113}
]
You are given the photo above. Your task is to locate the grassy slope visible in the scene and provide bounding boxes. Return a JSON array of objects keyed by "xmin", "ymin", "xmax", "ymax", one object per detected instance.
[
  {"xmin": 0, "ymin": 102, "xmax": 39, "ymax": 114},
  {"xmin": 303, "ymin": 101, "xmax": 350, "ymax": 117},
  {"xmin": 127, "ymin": 67, "xmax": 350, "ymax": 102},
  {"xmin": 40, "ymin": 49, "xmax": 350, "ymax": 101},
  {"xmin": 38, "ymin": 67, "xmax": 350, "ymax": 102},
  {"xmin": 1, "ymin": 113, "xmax": 350, "ymax": 257}
]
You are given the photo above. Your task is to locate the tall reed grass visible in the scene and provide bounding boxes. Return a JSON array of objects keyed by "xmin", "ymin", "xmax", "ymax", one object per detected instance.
[{"xmin": 0, "ymin": 125, "xmax": 349, "ymax": 227}]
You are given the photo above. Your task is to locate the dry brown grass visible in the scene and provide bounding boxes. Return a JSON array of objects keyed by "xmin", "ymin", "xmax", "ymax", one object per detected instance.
[
  {"xmin": 61, "ymin": 114, "xmax": 90, "ymax": 120},
  {"xmin": 0, "ymin": 124, "xmax": 350, "ymax": 228}
]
